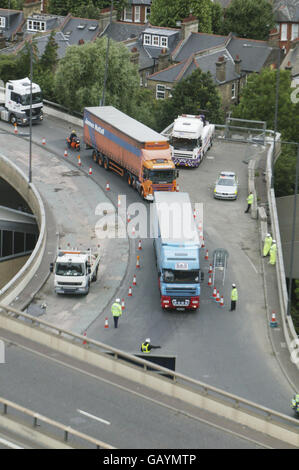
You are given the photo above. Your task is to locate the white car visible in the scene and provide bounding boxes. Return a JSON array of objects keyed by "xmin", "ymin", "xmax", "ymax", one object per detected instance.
[{"xmin": 214, "ymin": 171, "xmax": 238, "ymax": 200}]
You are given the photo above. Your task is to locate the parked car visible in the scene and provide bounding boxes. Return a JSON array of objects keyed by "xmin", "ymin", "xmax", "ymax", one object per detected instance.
[{"xmin": 214, "ymin": 171, "xmax": 238, "ymax": 200}]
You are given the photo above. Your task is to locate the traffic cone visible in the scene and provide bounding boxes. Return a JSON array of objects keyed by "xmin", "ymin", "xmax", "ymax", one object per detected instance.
[
  {"xmin": 193, "ymin": 209, "xmax": 196, "ymax": 219},
  {"xmin": 138, "ymin": 240, "xmax": 142, "ymax": 250},
  {"xmin": 42, "ymin": 137, "xmax": 46, "ymax": 146},
  {"xmin": 64, "ymin": 149, "xmax": 68, "ymax": 158},
  {"xmin": 220, "ymin": 295, "xmax": 224, "ymax": 307},
  {"xmin": 136, "ymin": 256, "xmax": 140, "ymax": 269},
  {"xmin": 83, "ymin": 331, "xmax": 87, "ymax": 344},
  {"xmin": 127, "ymin": 214, "xmax": 131, "ymax": 223},
  {"xmin": 88, "ymin": 167, "xmax": 92, "ymax": 175},
  {"xmin": 104, "ymin": 317, "xmax": 109, "ymax": 328},
  {"xmin": 215, "ymin": 290, "xmax": 220, "ymax": 303},
  {"xmin": 208, "ymin": 274, "xmax": 212, "ymax": 286},
  {"xmin": 212, "ymin": 287, "xmax": 217, "ymax": 299},
  {"xmin": 209, "ymin": 263, "xmax": 212, "ymax": 273},
  {"xmin": 270, "ymin": 311, "xmax": 278, "ymax": 327},
  {"xmin": 121, "ymin": 298, "xmax": 125, "ymax": 310},
  {"xmin": 14, "ymin": 123, "xmax": 18, "ymax": 135},
  {"xmin": 176, "ymin": 184, "xmax": 180, "ymax": 192},
  {"xmin": 198, "ymin": 223, "xmax": 202, "ymax": 232},
  {"xmin": 128, "ymin": 286, "xmax": 132, "ymax": 296},
  {"xmin": 106, "ymin": 182, "xmax": 110, "ymax": 191},
  {"xmin": 132, "ymin": 226, "xmax": 136, "ymax": 236},
  {"xmin": 205, "ymin": 249, "xmax": 209, "ymax": 260},
  {"xmin": 118, "ymin": 196, "xmax": 121, "ymax": 207},
  {"xmin": 133, "ymin": 274, "xmax": 137, "ymax": 286},
  {"xmin": 78, "ymin": 156, "xmax": 82, "ymax": 167},
  {"xmin": 202, "ymin": 238, "xmax": 205, "ymax": 248}
]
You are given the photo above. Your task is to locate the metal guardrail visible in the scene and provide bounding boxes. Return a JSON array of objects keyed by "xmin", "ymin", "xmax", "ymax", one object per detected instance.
[
  {"xmin": 0, "ymin": 396, "xmax": 114, "ymax": 449},
  {"xmin": 0, "ymin": 303, "xmax": 298, "ymax": 436}
]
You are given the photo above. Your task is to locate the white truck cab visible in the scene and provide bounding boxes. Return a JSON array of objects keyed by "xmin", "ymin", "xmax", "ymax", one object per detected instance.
[
  {"xmin": 0, "ymin": 77, "xmax": 43, "ymax": 125},
  {"xmin": 50, "ymin": 249, "xmax": 100, "ymax": 295}
]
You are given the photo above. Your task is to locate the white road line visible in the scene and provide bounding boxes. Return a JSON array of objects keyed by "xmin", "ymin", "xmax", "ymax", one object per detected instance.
[
  {"xmin": 72, "ymin": 302, "xmax": 81, "ymax": 311},
  {"xmin": 0, "ymin": 436, "xmax": 24, "ymax": 449},
  {"xmin": 77, "ymin": 409, "xmax": 110, "ymax": 425},
  {"xmin": 243, "ymin": 251, "xmax": 258, "ymax": 274}
]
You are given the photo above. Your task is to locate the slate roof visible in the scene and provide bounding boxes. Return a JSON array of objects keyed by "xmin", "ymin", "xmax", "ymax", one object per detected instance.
[
  {"xmin": 0, "ymin": 8, "xmax": 24, "ymax": 39},
  {"xmin": 129, "ymin": 0, "xmax": 151, "ymax": 4},
  {"xmin": 281, "ymin": 40, "xmax": 299, "ymax": 76},
  {"xmin": 273, "ymin": 1, "xmax": 299, "ymax": 22},
  {"xmin": 61, "ymin": 16, "xmax": 100, "ymax": 45},
  {"xmin": 101, "ymin": 21, "xmax": 145, "ymax": 42},
  {"xmin": 173, "ymin": 32, "xmax": 228, "ymax": 62},
  {"xmin": 227, "ymin": 37, "xmax": 274, "ymax": 72}
]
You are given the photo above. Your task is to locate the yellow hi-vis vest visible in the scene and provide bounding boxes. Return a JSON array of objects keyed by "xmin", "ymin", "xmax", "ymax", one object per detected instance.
[
  {"xmin": 111, "ymin": 302, "xmax": 122, "ymax": 317},
  {"xmin": 141, "ymin": 342, "xmax": 150, "ymax": 353},
  {"xmin": 263, "ymin": 235, "xmax": 272, "ymax": 256},
  {"xmin": 231, "ymin": 288, "xmax": 238, "ymax": 301},
  {"xmin": 247, "ymin": 193, "xmax": 254, "ymax": 205},
  {"xmin": 269, "ymin": 243, "xmax": 277, "ymax": 265}
]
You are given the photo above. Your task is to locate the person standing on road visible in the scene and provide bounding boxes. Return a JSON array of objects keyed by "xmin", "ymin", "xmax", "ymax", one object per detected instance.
[
  {"xmin": 111, "ymin": 298, "xmax": 122, "ymax": 328},
  {"xmin": 263, "ymin": 233, "xmax": 272, "ymax": 257},
  {"xmin": 140, "ymin": 338, "xmax": 161, "ymax": 354},
  {"xmin": 245, "ymin": 192, "xmax": 254, "ymax": 213},
  {"xmin": 269, "ymin": 241, "xmax": 277, "ymax": 265},
  {"xmin": 230, "ymin": 284, "xmax": 238, "ymax": 311}
]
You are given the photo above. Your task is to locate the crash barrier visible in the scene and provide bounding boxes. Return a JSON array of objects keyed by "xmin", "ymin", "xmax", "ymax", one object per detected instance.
[
  {"xmin": 0, "ymin": 154, "xmax": 46, "ymax": 306},
  {"xmin": 0, "ymin": 304, "xmax": 298, "ymax": 447},
  {"xmin": 248, "ymin": 159, "xmax": 257, "ymax": 220},
  {"xmin": 0, "ymin": 396, "xmax": 114, "ymax": 449},
  {"xmin": 265, "ymin": 137, "xmax": 299, "ymax": 370}
]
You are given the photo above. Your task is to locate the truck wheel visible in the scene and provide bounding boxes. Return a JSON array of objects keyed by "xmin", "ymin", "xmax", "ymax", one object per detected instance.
[
  {"xmin": 103, "ymin": 158, "xmax": 109, "ymax": 171},
  {"xmin": 98, "ymin": 154, "xmax": 104, "ymax": 167},
  {"xmin": 92, "ymin": 151, "xmax": 98, "ymax": 163},
  {"xmin": 10, "ymin": 114, "xmax": 16, "ymax": 125},
  {"xmin": 140, "ymin": 187, "xmax": 145, "ymax": 198},
  {"xmin": 127, "ymin": 174, "xmax": 132, "ymax": 186}
]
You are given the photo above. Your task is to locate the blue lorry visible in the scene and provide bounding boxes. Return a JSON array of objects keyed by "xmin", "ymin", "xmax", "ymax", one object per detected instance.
[{"xmin": 152, "ymin": 192, "xmax": 202, "ymax": 311}]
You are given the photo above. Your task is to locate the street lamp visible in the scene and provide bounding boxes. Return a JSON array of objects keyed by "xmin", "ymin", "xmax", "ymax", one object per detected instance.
[
  {"xmin": 29, "ymin": 41, "xmax": 33, "ymax": 184},
  {"xmin": 100, "ymin": 0, "xmax": 113, "ymax": 106}
]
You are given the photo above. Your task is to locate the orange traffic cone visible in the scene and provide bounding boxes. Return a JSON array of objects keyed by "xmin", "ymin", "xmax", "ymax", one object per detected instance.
[
  {"xmin": 133, "ymin": 274, "xmax": 137, "ymax": 286},
  {"xmin": 121, "ymin": 299, "xmax": 125, "ymax": 310},
  {"xmin": 220, "ymin": 295, "xmax": 224, "ymax": 307},
  {"xmin": 212, "ymin": 287, "xmax": 217, "ymax": 299},
  {"xmin": 132, "ymin": 226, "xmax": 136, "ymax": 236},
  {"xmin": 42, "ymin": 137, "xmax": 46, "ymax": 146},
  {"xmin": 78, "ymin": 156, "xmax": 82, "ymax": 167},
  {"xmin": 202, "ymin": 238, "xmax": 205, "ymax": 248},
  {"xmin": 14, "ymin": 123, "xmax": 18, "ymax": 135},
  {"xmin": 106, "ymin": 182, "xmax": 110, "ymax": 191},
  {"xmin": 88, "ymin": 167, "xmax": 92, "ymax": 175},
  {"xmin": 208, "ymin": 274, "xmax": 212, "ymax": 286},
  {"xmin": 128, "ymin": 286, "xmax": 132, "ymax": 296},
  {"xmin": 64, "ymin": 149, "xmax": 68, "ymax": 157},
  {"xmin": 270, "ymin": 311, "xmax": 278, "ymax": 327},
  {"xmin": 176, "ymin": 184, "xmax": 180, "ymax": 192},
  {"xmin": 104, "ymin": 317, "xmax": 109, "ymax": 328},
  {"xmin": 205, "ymin": 249, "xmax": 209, "ymax": 260},
  {"xmin": 193, "ymin": 209, "xmax": 196, "ymax": 219},
  {"xmin": 127, "ymin": 214, "xmax": 131, "ymax": 223},
  {"xmin": 136, "ymin": 256, "xmax": 140, "ymax": 269},
  {"xmin": 118, "ymin": 196, "xmax": 121, "ymax": 207},
  {"xmin": 83, "ymin": 331, "xmax": 87, "ymax": 344},
  {"xmin": 209, "ymin": 263, "xmax": 212, "ymax": 273},
  {"xmin": 215, "ymin": 290, "xmax": 220, "ymax": 303},
  {"xmin": 138, "ymin": 240, "xmax": 142, "ymax": 250}
]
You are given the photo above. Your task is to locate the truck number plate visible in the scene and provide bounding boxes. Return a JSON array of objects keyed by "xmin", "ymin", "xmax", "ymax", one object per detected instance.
[{"xmin": 175, "ymin": 262, "xmax": 188, "ymax": 270}]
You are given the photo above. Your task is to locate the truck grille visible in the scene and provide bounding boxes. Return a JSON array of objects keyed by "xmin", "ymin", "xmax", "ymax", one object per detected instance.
[
  {"xmin": 57, "ymin": 282, "xmax": 82, "ymax": 286},
  {"xmin": 174, "ymin": 153, "xmax": 193, "ymax": 159},
  {"xmin": 152, "ymin": 184, "xmax": 173, "ymax": 191},
  {"xmin": 25, "ymin": 107, "xmax": 42, "ymax": 117},
  {"xmin": 166, "ymin": 287, "xmax": 197, "ymax": 295}
]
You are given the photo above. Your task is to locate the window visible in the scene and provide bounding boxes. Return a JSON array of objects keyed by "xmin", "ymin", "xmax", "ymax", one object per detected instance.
[
  {"xmin": 152, "ymin": 35, "xmax": 159, "ymax": 46},
  {"xmin": 231, "ymin": 83, "xmax": 236, "ymax": 99},
  {"xmin": 145, "ymin": 6, "xmax": 151, "ymax": 23},
  {"xmin": 124, "ymin": 6, "xmax": 133, "ymax": 22},
  {"xmin": 27, "ymin": 19, "xmax": 46, "ymax": 31},
  {"xmin": 143, "ymin": 34, "xmax": 151, "ymax": 46},
  {"xmin": 144, "ymin": 71, "xmax": 150, "ymax": 87},
  {"xmin": 135, "ymin": 6, "xmax": 140, "ymax": 23},
  {"xmin": 0, "ymin": 17, "xmax": 6, "ymax": 28},
  {"xmin": 156, "ymin": 84, "xmax": 166, "ymax": 99},
  {"xmin": 291, "ymin": 23, "xmax": 299, "ymax": 40},
  {"xmin": 281, "ymin": 23, "xmax": 288, "ymax": 41},
  {"xmin": 161, "ymin": 36, "xmax": 168, "ymax": 48}
]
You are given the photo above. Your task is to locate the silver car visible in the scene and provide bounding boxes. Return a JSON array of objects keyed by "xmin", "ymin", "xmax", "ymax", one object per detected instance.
[{"xmin": 214, "ymin": 171, "xmax": 238, "ymax": 200}]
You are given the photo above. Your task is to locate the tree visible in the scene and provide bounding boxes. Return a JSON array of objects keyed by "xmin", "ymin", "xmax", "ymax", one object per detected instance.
[
  {"xmin": 154, "ymin": 68, "xmax": 224, "ymax": 131},
  {"xmin": 47, "ymin": 0, "xmax": 127, "ymax": 18},
  {"xmin": 0, "ymin": 0, "xmax": 23, "ymax": 8},
  {"xmin": 274, "ymin": 147, "xmax": 297, "ymax": 198},
  {"xmin": 53, "ymin": 37, "xmax": 140, "ymax": 115},
  {"xmin": 0, "ymin": 55, "xmax": 18, "ymax": 83},
  {"xmin": 149, "ymin": 0, "xmax": 189, "ymax": 28},
  {"xmin": 36, "ymin": 31, "xmax": 59, "ymax": 101},
  {"xmin": 221, "ymin": 0, "xmax": 275, "ymax": 40},
  {"xmin": 189, "ymin": 0, "xmax": 213, "ymax": 34},
  {"xmin": 211, "ymin": 1, "xmax": 223, "ymax": 35}
]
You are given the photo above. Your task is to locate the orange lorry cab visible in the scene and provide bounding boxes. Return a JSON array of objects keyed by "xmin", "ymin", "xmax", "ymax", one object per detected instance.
[{"xmin": 84, "ymin": 106, "xmax": 178, "ymax": 200}]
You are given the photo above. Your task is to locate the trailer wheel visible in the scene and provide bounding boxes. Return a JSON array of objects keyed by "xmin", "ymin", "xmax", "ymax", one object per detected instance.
[
  {"xmin": 10, "ymin": 114, "xmax": 16, "ymax": 125},
  {"xmin": 127, "ymin": 174, "xmax": 132, "ymax": 186},
  {"xmin": 92, "ymin": 151, "xmax": 98, "ymax": 163},
  {"xmin": 98, "ymin": 154, "xmax": 104, "ymax": 167},
  {"xmin": 103, "ymin": 158, "xmax": 109, "ymax": 171}
]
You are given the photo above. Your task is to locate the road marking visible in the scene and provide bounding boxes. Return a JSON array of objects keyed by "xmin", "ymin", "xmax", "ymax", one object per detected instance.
[
  {"xmin": 0, "ymin": 436, "xmax": 24, "ymax": 449},
  {"xmin": 243, "ymin": 251, "xmax": 258, "ymax": 274},
  {"xmin": 72, "ymin": 302, "xmax": 81, "ymax": 311},
  {"xmin": 77, "ymin": 409, "xmax": 110, "ymax": 425}
]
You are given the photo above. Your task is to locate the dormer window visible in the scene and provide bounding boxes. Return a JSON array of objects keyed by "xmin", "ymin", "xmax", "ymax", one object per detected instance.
[
  {"xmin": 161, "ymin": 36, "xmax": 168, "ymax": 48},
  {"xmin": 152, "ymin": 35, "xmax": 159, "ymax": 46},
  {"xmin": 144, "ymin": 34, "xmax": 151, "ymax": 46},
  {"xmin": 0, "ymin": 17, "xmax": 6, "ymax": 28},
  {"xmin": 143, "ymin": 33, "xmax": 168, "ymax": 48},
  {"xmin": 27, "ymin": 19, "xmax": 46, "ymax": 31}
]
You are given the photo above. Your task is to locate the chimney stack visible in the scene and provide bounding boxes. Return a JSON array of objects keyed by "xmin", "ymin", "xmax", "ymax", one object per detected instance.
[
  {"xmin": 234, "ymin": 55, "xmax": 241, "ymax": 75},
  {"xmin": 216, "ymin": 56, "xmax": 226, "ymax": 82},
  {"xmin": 158, "ymin": 48, "xmax": 170, "ymax": 71},
  {"xmin": 181, "ymin": 14, "xmax": 199, "ymax": 41}
]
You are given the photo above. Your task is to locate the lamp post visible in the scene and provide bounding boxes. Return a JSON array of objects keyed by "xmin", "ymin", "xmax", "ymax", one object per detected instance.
[
  {"xmin": 100, "ymin": 0, "xmax": 113, "ymax": 106},
  {"xmin": 29, "ymin": 41, "xmax": 33, "ymax": 184},
  {"xmin": 271, "ymin": 46, "xmax": 281, "ymax": 188}
]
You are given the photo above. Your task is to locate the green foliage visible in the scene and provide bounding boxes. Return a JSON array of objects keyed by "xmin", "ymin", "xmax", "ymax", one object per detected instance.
[
  {"xmin": 149, "ymin": 0, "xmax": 189, "ymax": 28},
  {"xmin": 274, "ymin": 147, "xmax": 297, "ymax": 197},
  {"xmin": 189, "ymin": 0, "xmax": 213, "ymax": 34},
  {"xmin": 0, "ymin": 0, "xmax": 23, "ymax": 9},
  {"xmin": 47, "ymin": 0, "xmax": 127, "ymax": 18},
  {"xmin": 291, "ymin": 280, "xmax": 299, "ymax": 333},
  {"xmin": 53, "ymin": 37, "xmax": 139, "ymax": 114},
  {"xmin": 221, "ymin": 0, "xmax": 275, "ymax": 40},
  {"xmin": 154, "ymin": 68, "xmax": 224, "ymax": 131},
  {"xmin": 0, "ymin": 55, "xmax": 18, "ymax": 83},
  {"xmin": 211, "ymin": 2, "xmax": 223, "ymax": 35}
]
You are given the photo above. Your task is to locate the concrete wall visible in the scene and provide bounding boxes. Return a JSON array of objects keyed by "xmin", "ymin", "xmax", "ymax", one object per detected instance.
[{"xmin": 0, "ymin": 255, "xmax": 30, "ymax": 289}]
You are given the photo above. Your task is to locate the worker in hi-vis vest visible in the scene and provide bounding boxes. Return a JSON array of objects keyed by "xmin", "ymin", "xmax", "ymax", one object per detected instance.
[
  {"xmin": 230, "ymin": 284, "xmax": 238, "ymax": 311},
  {"xmin": 269, "ymin": 241, "xmax": 277, "ymax": 266},
  {"xmin": 111, "ymin": 298, "xmax": 122, "ymax": 328},
  {"xmin": 263, "ymin": 233, "xmax": 272, "ymax": 257},
  {"xmin": 140, "ymin": 338, "xmax": 161, "ymax": 353},
  {"xmin": 245, "ymin": 192, "xmax": 254, "ymax": 213}
]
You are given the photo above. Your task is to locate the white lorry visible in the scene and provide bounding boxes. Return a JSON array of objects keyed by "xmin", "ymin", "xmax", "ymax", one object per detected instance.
[
  {"xmin": 162, "ymin": 114, "xmax": 215, "ymax": 168},
  {"xmin": 0, "ymin": 77, "xmax": 43, "ymax": 125},
  {"xmin": 50, "ymin": 249, "xmax": 100, "ymax": 295}
]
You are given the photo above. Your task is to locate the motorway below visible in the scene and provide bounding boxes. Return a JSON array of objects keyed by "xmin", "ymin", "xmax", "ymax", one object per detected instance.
[{"xmin": 0, "ymin": 114, "xmax": 297, "ymax": 447}]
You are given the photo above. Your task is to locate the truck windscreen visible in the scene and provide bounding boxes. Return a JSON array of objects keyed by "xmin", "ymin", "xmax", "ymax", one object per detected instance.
[
  {"xmin": 149, "ymin": 170, "xmax": 175, "ymax": 183},
  {"xmin": 21, "ymin": 92, "xmax": 43, "ymax": 106},
  {"xmin": 56, "ymin": 263, "xmax": 85, "ymax": 276},
  {"xmin": 163, "ymin": 269, "xmax": 199, "ymax": 283},
  {"xmin": 172, "ymin": 137, "xmax": 198, "ymax": 151}
]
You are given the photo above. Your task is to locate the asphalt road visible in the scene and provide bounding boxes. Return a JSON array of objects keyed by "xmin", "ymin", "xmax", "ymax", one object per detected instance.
[{"xmin": 0, "ymin": 113, "xmax": 295, "ymax": 441}]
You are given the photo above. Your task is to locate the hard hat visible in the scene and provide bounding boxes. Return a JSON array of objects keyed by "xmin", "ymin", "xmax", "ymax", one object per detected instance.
[
  {"xmin": 115, "ymin": 298, "xmax": 120, "ymax": 303},
  {"xmin": 72, "ymin": 129, "xmax": 75, "ymax": 133},
  {"xmin": 267, "ymin": 233, "xmax": 271, "ymax": 237},
  {"xmin": 232, "ymin": 283, "xmax": 236, "ymax": 287},
  {"xmin": 145, "ymin": 338, "xmax": 150, "ymax": 343},
  {"xmin": 272, "ymin": 240, "xmax": 276, "ymax": 243}
]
